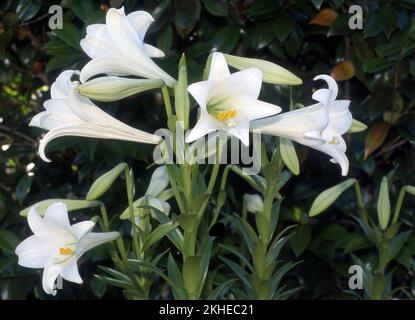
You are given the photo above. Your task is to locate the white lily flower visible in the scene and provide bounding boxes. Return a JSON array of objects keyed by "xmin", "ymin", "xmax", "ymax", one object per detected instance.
[
  {"xmin": 251, "ymin": 75, "xmax": 352, "ymax": 176},
  {"xmin": 15, "ymin": 202, "xmax": 119, "ymax": 295},
  {"xmin": 30, "ymin": 70, "xmax": 161, "ymax": 162},
  {"xmin": 186, "ymin": 52, "xmax": 281, "ymax": 146},
  {"xmin": 80, "ymin": 7, "xmax": 176, "ymax": 87}
]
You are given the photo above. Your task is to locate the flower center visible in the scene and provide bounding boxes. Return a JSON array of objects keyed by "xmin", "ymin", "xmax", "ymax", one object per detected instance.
[
  {"xmin": 59, "ymin": 247, "xmax": 74, "ymax": 255},
  {"xmin": 328, "ymin": 136, "xmax": 339, "ymax": 145},
  {"xmin": 53, "ymin": 242, "xmax": 76, "ymax": 265},
  {"xmin": 217, "ymin": 109, "xmax": 237, "ymax": 122}
]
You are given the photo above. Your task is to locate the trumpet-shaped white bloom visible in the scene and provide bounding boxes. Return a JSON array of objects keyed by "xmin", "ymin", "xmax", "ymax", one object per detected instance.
[
  {"xmin": 30, "ymin": 70, "xmax": 161, "ymax": 162},
  {"xmin": 80, "ymin": 7, "xmax": 176, "ymax": 87},
  {"xmin": 15, "ymin": 203, "xmax": 119, "ymax": 295},
  {"xmin": 251, "ymin": 75, "xmax": 352, "ymax": 176},
  {"xmin": 186, "ymin": 52, "xmax": 281, "ymax": 146}
]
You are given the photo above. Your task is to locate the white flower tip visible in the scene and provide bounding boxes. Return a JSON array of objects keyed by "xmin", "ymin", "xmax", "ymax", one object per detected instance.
[{"xmin": 313, "ymin": 75, "xmax": 338, "ymax": 101}]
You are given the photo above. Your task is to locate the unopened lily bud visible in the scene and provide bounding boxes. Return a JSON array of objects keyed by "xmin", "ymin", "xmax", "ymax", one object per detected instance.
[
  {"xmin": 223, "ymin": 54, "xmax": 302, "ymax": 85},
  {"xmin": 78, "ymin": 76, "xmax": 164, "ymax": 102}
]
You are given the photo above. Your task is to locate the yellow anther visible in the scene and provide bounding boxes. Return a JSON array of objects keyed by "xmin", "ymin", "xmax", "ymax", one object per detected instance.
[
  {"xmin": 59, "ymin": 247, "xmax": 74, "ymax": 255},
  {"xmin": 328, "ymin": 136, "xmax": 339, "ymax": 145},
  {"xmin": 217, "ymin": 109, "xmax": 237, "ymax": 122}
]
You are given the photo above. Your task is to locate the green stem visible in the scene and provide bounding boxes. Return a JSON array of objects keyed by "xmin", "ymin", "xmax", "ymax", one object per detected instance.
[
  {"xmin": 125, "ymin": 167, "xmax": 140, "ymax": 259},
  {"xmin": 252, "ymin": 153, "xmax": 282, "ymax": 299},
  {"xmin": 354, "ymin": 180, "xmax": 369, "ymax": 224},
  {"xmin": 181, "ymin": 163, "xmax": 193, "ymax": 211},
  {"xmin": 392, "ymin": 186, "xmax": 407, "ymax": 224}
]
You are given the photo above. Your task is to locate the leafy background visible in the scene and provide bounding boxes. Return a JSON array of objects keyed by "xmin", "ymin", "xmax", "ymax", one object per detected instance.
[{"xmin": 0, "ymin": 0, "xmax": 415, "ymax": 299}]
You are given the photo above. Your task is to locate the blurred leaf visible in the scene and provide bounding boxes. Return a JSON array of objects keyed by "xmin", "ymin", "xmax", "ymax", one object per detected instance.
[
  {"xmin": 364, "ymin": 122, "xmax": 390, "ymax": 159},
  {"xmin": 309, "ymin": 9, "xmax": 338, "ymax": 27},
  {"xmin": 202, "ymin": 0, "xmax": 227, "ymax": 17},
  {"xmin": 16, "ymin": 0, "xmax": 41, "ymax": 21},
  {"xmin": 156, "ymin": 25, "xmax": 173, "ymax": 53},
  {"xmin": 0, "ymin": 229, "xmax": 19, "ymax": 254},
  {"xmin": 331, "ymin": 60, "xmax": 355, "ymax": 81},
  {"xmin": 174, "ymin": 0, "xmax": 201, "ymax": 37},
  {"xmin": 290, "ymin": 224, "xmax": 311, "ymax": 257},
  {"xmin": 72, "ymin": 0, "xmax": 96, "ymax": 23},
  {"xmin": 328, "ymin": 14, "xmax": 351, "ymax": 37},
  {"xmin": 273, "ymin": 13, "xmax": 295, "ymax": 42},
  {"xmin": 212, "ymin": 25, "xmax": 240, "ymax": 53},
  {"xmin": 15, "ymin": 175, "xmax": 33, "ymax": 206}
]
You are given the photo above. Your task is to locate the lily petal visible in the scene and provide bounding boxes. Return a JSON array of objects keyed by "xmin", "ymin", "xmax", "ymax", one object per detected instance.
[
  {"xmin": 243, "ymin": 100, "xmax": 282, "ymax": 121},
  {"xmin": 42, "ymin": 264, "xmax": 62, "ymax": 296},
  {"xmin": 209, "ymin": 68, "xmax": 262, "ymax": 107},
  {"xmin": 38, "ymin": 123, "xmax": 160, "ymax": 162},
  {"xmin": 143, "ymin": 44, "xmax": 165, "ymax": 58},
  {"xmin": 71, "ymin": 221, "xmax": 95, "ymax": 240},
  {"xmin": 77, "ymin": 231, "xmax": 119, "ymax": 255},
  {"xmin": 185, "ymin": 111, "xmax": 217, "ymax": 143},
  {"xmin": 51, "ymin": 70, "xmax": 78, "ymax": 99},
  {"xmin": 227, "ymin": 111, "xmax": 250, "ymax": 146},
  {"xmin": 15, "ymin": 235, "xmax": 56, "ymax": 268},
  {"xmin": 80, "ymin": 25, "xmax": 115, "ymax": 59},
  {"xmin": 209, "ymin": 52, "xmax": 231, "ymax": 81},
  {"xmin": 62, "ymin": 261, "xmax": 83, "ymax": 284},
  {"xmin": 43, "ymin": 202, "xmax": 71, "ymax": 230},
  {"xmin": 188, "ymin": 80, "xmax": 215, "ymax": 109},
  {"xmin": 27, "ymin": 207, "xmax": 68, "ymax": 239},
  {"xmin": 126, "ymin": 11, "xmax": 154, "ymax": 42}
]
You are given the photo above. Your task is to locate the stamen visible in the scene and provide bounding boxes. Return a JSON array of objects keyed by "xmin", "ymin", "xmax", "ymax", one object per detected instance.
[
  {"xmin": 217, "ymin": 109, "xmax": 237, "ymax": 122},
  {"xmin": 59, "ymin": 247, "xmax": 74, "ymax": 255},
  {"xmin": 328, "ymin": 136, "xmax": 339, "ymax": 145}
]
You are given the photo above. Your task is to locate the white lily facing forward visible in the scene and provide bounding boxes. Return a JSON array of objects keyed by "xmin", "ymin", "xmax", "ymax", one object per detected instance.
[
  {"xmin": 15, "ymin": 203, "xmax": 119, "ymax": 295},
  {"xmin": 80, "ymin": 7, "xmax": 176, "ymax": 87},
  {"xmin": 251, "ymin": 75, "xmax": 352, "ymax": 176},
  {"xmin": 186, "ymin": 52, "xmax": 282, "ymax": 146},
  {"xmin": 30, "ymin": 70, "xmax": 161, "ymax": 162}
]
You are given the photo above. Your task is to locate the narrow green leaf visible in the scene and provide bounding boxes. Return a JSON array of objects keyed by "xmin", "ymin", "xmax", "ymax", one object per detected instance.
[{"xmin": 142, "ymin": 222, "xmax": 179, "ymax": 252}]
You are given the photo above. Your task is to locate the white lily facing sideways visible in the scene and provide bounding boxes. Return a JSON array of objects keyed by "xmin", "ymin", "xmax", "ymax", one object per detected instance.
[
  {"xmin": 30, "ymin": 70, "xmax": 161, "ymax": 162},
  {"xmin": 186, "ymin": 52, "xmax": 282, "ymax": 146},
  {"xmin": 251, "ymin": 75, "xmax": 352, "ymax": 176},
  {"xmin": 80, "ymin": 7, "xmax": 176, "ymax": 87},
  {"xmin": 15, "ymin": 203, "xmax": 119, "ymax": 295}
]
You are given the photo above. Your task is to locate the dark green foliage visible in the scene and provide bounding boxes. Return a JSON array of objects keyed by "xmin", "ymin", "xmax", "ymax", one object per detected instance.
[{"xmin": 0, "ymin": 0, "xmax": 414, "ymax": 299}]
